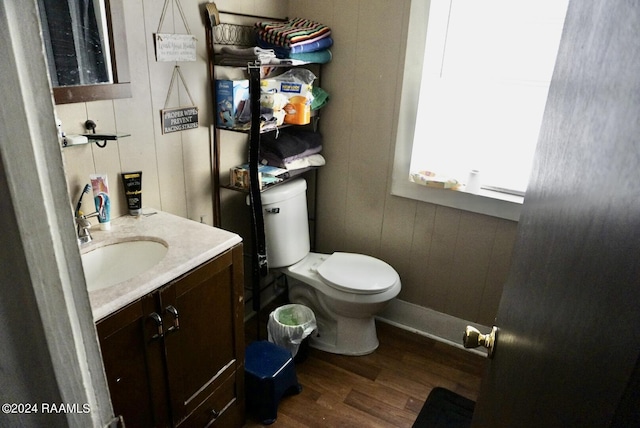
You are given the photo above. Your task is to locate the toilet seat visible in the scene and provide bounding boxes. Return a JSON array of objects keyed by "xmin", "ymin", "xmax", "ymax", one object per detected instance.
[{"xmin": 317, "ymin": 252, "xmax": 399, "ymax": 294}]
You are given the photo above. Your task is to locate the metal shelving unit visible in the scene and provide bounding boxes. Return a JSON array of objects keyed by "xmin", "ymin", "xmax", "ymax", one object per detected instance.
[{"xmin": 207, "ymin": 10, "xmax": 322, "ymax": 337}]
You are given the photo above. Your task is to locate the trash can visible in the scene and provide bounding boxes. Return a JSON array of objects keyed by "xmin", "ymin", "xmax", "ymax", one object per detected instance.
[{"xmin": 267, "ymin": 304, "xmax": 316, "ymax": 362}]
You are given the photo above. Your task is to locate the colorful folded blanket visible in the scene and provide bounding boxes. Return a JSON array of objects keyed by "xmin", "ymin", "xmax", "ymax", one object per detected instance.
[{"xmin": 255, "ymin": 18, "xmax": 331, "ymax": 48}]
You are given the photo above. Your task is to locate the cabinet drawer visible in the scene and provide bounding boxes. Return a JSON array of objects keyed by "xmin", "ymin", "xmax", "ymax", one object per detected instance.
[{"xmin": 178, "ymin": 371, "xmax": 243, "ymax": 428}]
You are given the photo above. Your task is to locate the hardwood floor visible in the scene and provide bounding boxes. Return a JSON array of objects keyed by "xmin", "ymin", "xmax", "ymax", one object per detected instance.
[{"xmin": 243, "ymin": 316, "xmax": 486, "ymax": 427}]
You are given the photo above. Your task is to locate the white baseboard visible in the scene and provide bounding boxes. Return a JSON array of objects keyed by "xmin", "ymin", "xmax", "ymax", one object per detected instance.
[{"xmin": 376, "ymin": 299, "xmax": 490, "ymax": 357}]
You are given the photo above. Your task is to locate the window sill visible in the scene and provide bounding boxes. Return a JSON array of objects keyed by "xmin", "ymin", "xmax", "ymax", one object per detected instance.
[
  {"xmin": 391, "ymin": 174, "xmax": 523, "ymax": 221},
  {"xmin": 391, "ymin": 0, "xmax": 527, "ymax": 223}
]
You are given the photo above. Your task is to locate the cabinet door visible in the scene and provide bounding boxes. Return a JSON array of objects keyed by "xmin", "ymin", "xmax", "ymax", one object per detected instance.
[
  {"xmin": 160, "ymin": 245, "xmax": 245, "ymax": 426},
  {"xmin": 97, "ymin": 294, "xmax": 170, "ymax": 427}
]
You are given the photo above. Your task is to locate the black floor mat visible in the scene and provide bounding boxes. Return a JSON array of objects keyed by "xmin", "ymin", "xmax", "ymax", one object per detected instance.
[{"xmin": 412, "ymin": 387, "xmax": 475, "ymax": 428}]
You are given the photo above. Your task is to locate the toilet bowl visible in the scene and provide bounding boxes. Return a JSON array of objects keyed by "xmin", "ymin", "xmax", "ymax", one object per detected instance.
[{"xmin": 259, "ymin": 178, "xmax": 401, "ymax": 355}]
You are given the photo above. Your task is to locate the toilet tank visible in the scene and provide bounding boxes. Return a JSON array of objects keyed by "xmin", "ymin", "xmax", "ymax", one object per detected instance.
[{"xmin": 259, "ymin": 178, "xmax": 310, "ymax": 268}]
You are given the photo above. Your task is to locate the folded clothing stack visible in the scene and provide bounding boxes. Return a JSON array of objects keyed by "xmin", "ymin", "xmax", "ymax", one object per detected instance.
[
  {"xmin": 255, "ymin": 18, "xmax": 333, "ymax": 64},
  {"xmin": 217, "ymin": 46, "xmax": 278, "ymax": 66},
  {"xmin": 260, "ymin": 129, "xmax": 325, "ymax": 170}
]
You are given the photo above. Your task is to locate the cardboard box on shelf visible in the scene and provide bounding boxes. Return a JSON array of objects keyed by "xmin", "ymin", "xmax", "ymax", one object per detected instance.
[
  {"xmin": 216, "ymin": 80, "xmax": 250, "ymax": 130},
  {"xmin": 230, "ymin": 164, "xmax": 289, "ymax": 190}
]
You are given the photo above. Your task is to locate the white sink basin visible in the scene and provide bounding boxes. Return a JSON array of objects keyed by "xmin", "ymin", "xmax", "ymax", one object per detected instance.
[{"xmin": 82, "ymin": 239, "xmax": 168, "ymax": 291}]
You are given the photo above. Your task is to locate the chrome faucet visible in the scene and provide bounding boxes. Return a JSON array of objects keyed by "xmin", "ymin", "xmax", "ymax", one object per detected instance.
[
  {"xmin": 76, "ymin": 212, "xmax": 98, "ymax": 244},
  {"xmin": 74, "ymin": 183, "xmax": 97, "ymax": 244}
]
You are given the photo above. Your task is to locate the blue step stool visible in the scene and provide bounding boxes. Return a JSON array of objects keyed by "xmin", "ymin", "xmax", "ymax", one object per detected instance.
[{"xmin": 245, "ymin": 340, "xmax": 302, "ymax": 425}]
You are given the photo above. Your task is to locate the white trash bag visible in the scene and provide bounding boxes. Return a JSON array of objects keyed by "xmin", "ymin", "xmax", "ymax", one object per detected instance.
[{"xmin": 267, "ymin": 304, "xmax": 316, "ymax": 358}]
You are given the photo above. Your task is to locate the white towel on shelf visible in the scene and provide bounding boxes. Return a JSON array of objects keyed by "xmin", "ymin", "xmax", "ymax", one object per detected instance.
[
  {"xmin": 217, "ymin": 46, "xmax": 278, "ymax": 66},
  {"xmin": 284, "ymin": 154, "xmax": 326, "ymax": 171},
  {"xmin": 220, "ymin": 46, "xmax": 276, "ymax": 57}
]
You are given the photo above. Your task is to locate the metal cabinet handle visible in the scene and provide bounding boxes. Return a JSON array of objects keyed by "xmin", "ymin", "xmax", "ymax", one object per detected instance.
[
  {"xmin": 148, "ymin": 312, "xmax": 164, "ymax": 340},
  {"xmin": 165, "ymin": 305, "xmax": 180, "ymax": 334}
]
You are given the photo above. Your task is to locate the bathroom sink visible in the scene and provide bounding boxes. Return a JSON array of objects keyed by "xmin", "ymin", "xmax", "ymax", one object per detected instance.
[{"xmin": 81, "ymin": 239, "xmax": 168, "ymax": 291}]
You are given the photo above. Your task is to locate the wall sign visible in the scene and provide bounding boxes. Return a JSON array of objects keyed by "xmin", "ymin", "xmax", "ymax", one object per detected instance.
[
  {"xmin": 161, "ymin": 66, "xmax": 198, "ymax": 134},
  {"xmin": 154, "ymin": 0, "xmax": 196, "ymax": 62},
  {"xmin": 162, "ymin": 107, "xmax": 199, "ymax": 133},
  {"xmin": 155, "ymin": 34, "xmax": 196, "ymax": 62}
]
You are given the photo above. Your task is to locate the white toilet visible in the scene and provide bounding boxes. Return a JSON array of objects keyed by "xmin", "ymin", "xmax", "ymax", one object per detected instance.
[{"xmin": 260, "ymin": 178, "xmax": 401, "ymax": 356}]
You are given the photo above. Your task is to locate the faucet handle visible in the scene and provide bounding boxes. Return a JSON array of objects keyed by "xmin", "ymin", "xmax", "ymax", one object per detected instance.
[
  {"xmin": 77, "ymin": 210, "xmax": 99, "ymax": 219},
  {"xmin": 76, "ymin": 211, "xmax": 98, "ymax": 244}
]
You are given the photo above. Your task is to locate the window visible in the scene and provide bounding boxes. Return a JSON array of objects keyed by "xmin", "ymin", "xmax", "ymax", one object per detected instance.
[
  {"xmin": 392, "ymin": 0, "xmax": 568, "ymax": 220},
  {"xmin": 37, "ymin": 0, "xmax": 112, "ymax": 86}
]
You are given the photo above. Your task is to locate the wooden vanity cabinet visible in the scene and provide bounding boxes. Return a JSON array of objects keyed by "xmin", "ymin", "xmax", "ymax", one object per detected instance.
[
  {"xmin": 96, "ymin": 294, "xmax": 168, "ymax": 427},
  {"xmin": 96, "ymin": 244, "xmax": 245, "ymax": 427}
]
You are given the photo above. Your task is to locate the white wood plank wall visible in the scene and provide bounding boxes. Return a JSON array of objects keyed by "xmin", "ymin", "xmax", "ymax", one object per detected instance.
[{"xmin": 58, "ymin": 0, "xmax": 516, "ymax": 326}]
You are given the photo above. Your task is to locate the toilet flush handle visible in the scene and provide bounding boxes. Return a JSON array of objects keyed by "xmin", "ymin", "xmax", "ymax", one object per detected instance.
[{"xmin": 265, "ymin": 207, "xmax": 280, "ymax": 214}]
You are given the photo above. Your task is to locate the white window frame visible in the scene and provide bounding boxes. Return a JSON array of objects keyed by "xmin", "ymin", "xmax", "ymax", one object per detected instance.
[{"xmin": 392, "ymin": 0, "xmax": 528, "ymax": 222}]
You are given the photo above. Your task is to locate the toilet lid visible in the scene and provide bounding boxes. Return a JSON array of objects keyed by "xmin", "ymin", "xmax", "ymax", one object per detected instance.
[{"xmin": 317, "ymin": 252, "xmax": 399, "ymax": 294}]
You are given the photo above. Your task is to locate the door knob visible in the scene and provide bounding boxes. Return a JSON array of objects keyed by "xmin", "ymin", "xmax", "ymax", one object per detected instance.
[{"xmin": 463, "ymin": 325, "xmax": 498, "ymax": 358}]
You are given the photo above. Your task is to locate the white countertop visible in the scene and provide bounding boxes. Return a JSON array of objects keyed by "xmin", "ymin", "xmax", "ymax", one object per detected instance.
[{"xmin": 82, "ymin": 210, "xmax": 242, "ymax": 321}]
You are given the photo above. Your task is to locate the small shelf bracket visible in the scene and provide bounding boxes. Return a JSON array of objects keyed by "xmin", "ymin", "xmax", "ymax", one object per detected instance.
[{"xmin": 82, "ymin": 119, "xmax": 129, "ymax": 148}]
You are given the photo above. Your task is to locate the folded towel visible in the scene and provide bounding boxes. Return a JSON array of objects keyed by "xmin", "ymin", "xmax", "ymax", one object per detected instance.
[
  {"xmin": 290, "ymin": 49, "xmax": 332, "ymax": 64},
  {"xmin": 217, "ymin": 57, "xmax": 293, "ymax": 66},
  {"xmin": 311, "ymin": 86, "xmax": 329, "ymax": 110},
  {"xmin": 258, "ymin": 37, "xmax": 334, "ymax": 56},
  {"xmin": 217, "ymin": 46, "xmax": 277, "ymax": 66},
  {"xmin": 285, "ymin": 154, "xmax": 326, "ymax": 171},
  {"xmin": 220, "ymin": 46, "xmax": 275, "ymax": 57},
  {"xmin": 217, "ymin": 55, "xmax": 276, "ymax": 66},
  {"xmin": 255, "ymin": 18, "xmax": 331, "ymax": 48},
  {"xmin": 261, "ymin": 129, "xmax": 323, "ymax": 159},
  {"xmin": 261, "ymin": 144, "xmax": 323, "ymax": 167}
]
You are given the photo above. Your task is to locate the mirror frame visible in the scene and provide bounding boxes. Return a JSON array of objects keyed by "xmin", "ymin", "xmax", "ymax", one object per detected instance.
[{"xmin": 52, "ymin": 0, "xmax": 131, "ymax": 104}]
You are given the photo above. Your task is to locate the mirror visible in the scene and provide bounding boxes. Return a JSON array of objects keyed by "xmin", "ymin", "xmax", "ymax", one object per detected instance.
[{"xmin": 37, "ymin": 0, "xmax": 131, "ymax": 104}]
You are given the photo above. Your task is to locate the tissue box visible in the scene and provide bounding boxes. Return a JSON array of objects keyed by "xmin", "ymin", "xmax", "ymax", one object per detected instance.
[
  {"xmin": 260, "ymin": 79, "xmax": 312, "ymax": 125},
  {"xmin": 216, "ymin": 80, "xmax": 250, "ymax": 129}
]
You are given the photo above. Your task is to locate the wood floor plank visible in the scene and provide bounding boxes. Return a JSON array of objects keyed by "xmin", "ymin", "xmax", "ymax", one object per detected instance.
[
  {"xmin": 401, "ymin": 352, "xmax": 483, "ymax": 393},
  {"xmin": 243, "ymin": 310, "xmax": 485, "ymax": 427},
  {"xmin": 404, "ymin": 396, "xmax": 426, "ymax": 414},
  {"xmin": 315, "ymin": 351, "xmax": 382, "ymax": 381},
  {"xmin": 344, "ymin": 389, "xmax": 416, "ymax": 428},
  {"xmin": 349, "ymin": 378, "xmax": 414, "ymax": 410}
]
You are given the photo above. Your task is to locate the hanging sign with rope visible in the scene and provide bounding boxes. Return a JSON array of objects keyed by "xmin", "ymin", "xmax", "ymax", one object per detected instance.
[
  {"xmin": 154, "ymin": 0, "xmax": 197, "ymax": 62},
  {"xmin": 161, "ymin": 66, "xmax": 199, "ymax": 134}
]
